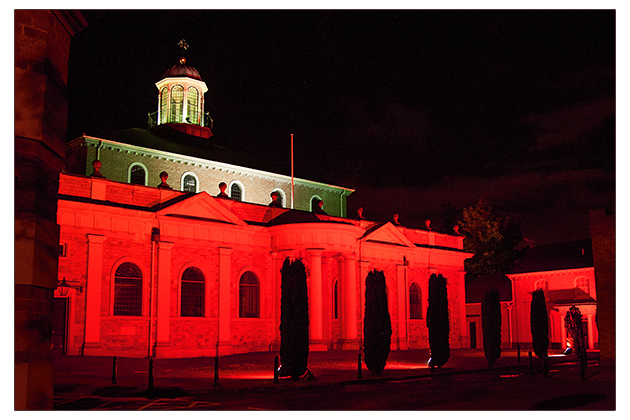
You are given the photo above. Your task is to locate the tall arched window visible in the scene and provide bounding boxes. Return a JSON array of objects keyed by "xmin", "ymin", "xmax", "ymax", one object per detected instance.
[
  {"xmin": 182, "ymin": 174, "xmax": 197, "ymax": 193},
  {"xmin": 187, "ymin": 86, "xmax": 199, "ymax": 124},
  {"xmin": 230, "ymin": 183, "xmax": 242, "ymax": 201},
  {"xmin": 333, "ymin": 280, "xmax": 338, "ymax": 319},
  {"xmin": 160, "ymin": 87, "xmax": 168, "ymax": 124},
  {"xmin": 181, "ymin": 267, "xmax": 205, "ymax": 317},
  {"xmin": 409, "ymin": 283, "xmax": 422, "ymax": 319},
  {"xmin": 129, "ymin": 163, "xmax": 146, "ymax": 186},
  {"xmin": 170, "ymin": 85, "xmax": 184, "ymax": 123},
  {"xmin": 239, "ymin": 271, "xmax": 260, "ymax": 318},
  {"xmin": 114, "ymin": 262, "xmax": 142, "ymax": 316}
]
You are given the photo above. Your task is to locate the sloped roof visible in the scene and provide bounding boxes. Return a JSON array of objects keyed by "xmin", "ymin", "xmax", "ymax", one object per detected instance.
[
  {"xmin": 465, "ymin": 273, "xmax": 513, "ymax": 303},
  {"xmin": 510, "ymin": 239, "xmax": 593, "ymax": 274},
  {"xmin": 97, "ymin": 125, "xmax": 284, "ymax": 174}
]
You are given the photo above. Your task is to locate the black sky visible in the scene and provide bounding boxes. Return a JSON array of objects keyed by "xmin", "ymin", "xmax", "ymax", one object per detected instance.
[{"xmin": 66, "ymin": 10, "xmax": 616, "ymax": 244}]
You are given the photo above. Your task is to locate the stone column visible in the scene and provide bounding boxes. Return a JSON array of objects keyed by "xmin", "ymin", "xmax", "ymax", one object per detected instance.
[
  {"xmin": 337, "ymin": 257, "xmax": 347, "ymax": 344},
  {"xmin": 217, "ymin": 247, "xmax": 232, "ymax": 355},
  {"xmin": 155, "ymin": 241, "xmax": 174, "ymax": 357},
  {"xmin": 83, "ymin": 234, "xmax": 106, "ymax": 354},
  {"xmin": 341, "ymin": 254, "xmax": 359, "ymax": 350},
  {"xmin": 458, "ymin": 270, "xmax": 469, "ymax": 348},
  {"xmin": 270, "ymin": 252, "xmax": 281, "ymax": 351},
  {"xmin": 358, "ymin": 260, "xmax": 370, "ymax": 325},
  {"xmin": 587, "ymin": 313, "xmax": 595, "ymax": 350},
  {"xmin": 396, "ymin": 264, "xmax": 408, "ymax": 350},
  {"xmin": 307, "ymin": 249, "xmax": 326, "ymax": 351}
]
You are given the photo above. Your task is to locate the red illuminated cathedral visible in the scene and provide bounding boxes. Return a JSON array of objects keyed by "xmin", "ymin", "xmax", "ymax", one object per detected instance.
[{"xmin": 53, "ymin": 42, "xmax": 473, "ymax": 358}]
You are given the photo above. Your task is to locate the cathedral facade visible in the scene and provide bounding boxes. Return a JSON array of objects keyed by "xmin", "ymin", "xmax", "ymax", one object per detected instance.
[{"xmin": 53, "ymin": 48, "xmax": 472, "ymax": 358}]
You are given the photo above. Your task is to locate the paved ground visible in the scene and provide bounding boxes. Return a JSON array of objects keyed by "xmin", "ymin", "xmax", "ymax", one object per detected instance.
[{"xmin": 53, "ymin": 348, "xmax": 615, "ymax": 410}]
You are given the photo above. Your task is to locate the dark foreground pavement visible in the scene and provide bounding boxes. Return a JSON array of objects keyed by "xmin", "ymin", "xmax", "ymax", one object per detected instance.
[{"xmin": 53, "ymin": 349, "xmax": 615, "ymax": 410}]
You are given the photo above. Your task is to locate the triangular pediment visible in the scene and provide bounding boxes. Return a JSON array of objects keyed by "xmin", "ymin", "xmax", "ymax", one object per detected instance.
[
  {"xmin": 361, "ymin": 222, "xmax": 416, "ymax": 248},
  {"xmin": 155, "ymin": 192, "xmax": 247, "ymax": 226}
]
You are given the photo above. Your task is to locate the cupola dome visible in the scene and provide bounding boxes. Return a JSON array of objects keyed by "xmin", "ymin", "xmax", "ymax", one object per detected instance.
[{"xmin": 162, "ymin": 57, "xmax": 202, "ymax": 80}]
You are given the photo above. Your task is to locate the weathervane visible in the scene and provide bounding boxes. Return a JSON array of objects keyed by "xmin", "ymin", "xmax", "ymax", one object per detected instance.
[{"xmin": 178, "ymin": 39, "xmax": 189, "ymax": 64}]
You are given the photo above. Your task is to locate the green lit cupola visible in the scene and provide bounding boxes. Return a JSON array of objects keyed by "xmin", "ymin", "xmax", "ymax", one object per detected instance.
[{"xmin": 152, "ymin": 40, "xmax": 213, "ymax": 138}]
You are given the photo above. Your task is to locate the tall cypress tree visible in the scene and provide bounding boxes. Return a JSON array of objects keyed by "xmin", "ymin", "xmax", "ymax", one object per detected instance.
[
  {"xmin": 564, "ymin": 305, "xmax": 584, "ymax": 354},
  {"xmin": 279, "ymin": 258, "xmax": 309, "ymax": 380},
  {"xmin": 481, "ymin": 288, "xmax": 502, "ymax": 367},
  {"xmin": 530, "ymin": 288, "xmax": 549, "ymax": 359},
  {"xmin": 426, "ymin": 273, "xmax": 450, "ymax": 368},
  {"xmin": 363, "ymin": 269, "xmax": 392, "ymax": 374}
]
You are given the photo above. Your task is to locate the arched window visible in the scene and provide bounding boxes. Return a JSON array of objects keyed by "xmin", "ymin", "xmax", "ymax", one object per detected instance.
[
  {"xmin": 239, "ymin": 271, "xmax": 260, "ymax": 318},
  {"xmin": 187, "ymin": 86, "xmax": 199, "ymax": 124},
  {"xmin": 129, "ymin": 163, "xmax": 146, "ymax": 186},
  {"xmin": 272, "ymin": 189, "xmax": 285, "ymax": 207},
  {"xmin": 333, "ymin": 280, "xmax": 338, "ymax": 319},
  {"xmin": 114, "ymin": 262, "xmax": 142, "ymax": 316},
  {"xmin": 535, "ymin": 280, "xmax": 548, "ymax": 295},
  {"xmin": 575, "ymin": 277, "xmax": 590, "ymax": 295},
  {"xmin": 181, "ymin": 267, "xmax": 205, "ymax": 317},
  {"xmin": 230, "ymin": 183, "xmax": 243, "ymax": 201},
  {"xmin": 409, "ymin": 283, "xmax": 422, "ymax": 319},
  {"xmin": 182, "ymin": 174, "xmax": 197, "ymax": 193},
  {"xmin": 170, "ymin": 85, "xmax": 184, "ymax": 123},
  {"xmin": 311, "ymin": 195, "xmax": 322, "ymax": 212},
  {"xmin": 160, "ymin": 87, "xmax": 168, "ymax": 124}
]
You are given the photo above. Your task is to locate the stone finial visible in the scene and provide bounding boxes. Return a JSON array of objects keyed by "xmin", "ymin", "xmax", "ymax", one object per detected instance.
[
  {"xmin": 393, "ymin": 214, "xmax": 400, "ymax": 225},
  {"xmin": 90, "ymin": 160, "xmax": 105, "ymax": 178},
  {"xmin": 356, "ymin": 207, "xmax": 364, "ymax": 219},
  {"xmin": 425, "ymin": 219, "xmax": 432, "ymax": 230},
  {"xmin": 158, "ymin": 171, "xmax": 172, "ymax": 189},
  {"xmin": 217, "ymin": 182, "xmax": 228, "ymax": 198},
  {"xmin": 453, "ymin": 224, "xmax": 460, "ymax": 235},
  {"xmin": 314, "ymin": 199, "xmax": 327, "ymax": 215},
  {"xmin": 269, "ymin": 191, "xmax": 282, "ymax": 207}
]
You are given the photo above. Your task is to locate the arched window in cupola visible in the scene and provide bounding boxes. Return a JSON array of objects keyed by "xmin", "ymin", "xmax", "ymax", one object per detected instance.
[
  {"xmin": 160, "ymin": 87, "xmax": 168, "ymax": 124},
  {"xmin": 170, "ymin": 85, "xmax": 184, "ymax": 123},
  {"xmin": 187, "ymin": 86, "xmax": 199, "ymax": 124}
]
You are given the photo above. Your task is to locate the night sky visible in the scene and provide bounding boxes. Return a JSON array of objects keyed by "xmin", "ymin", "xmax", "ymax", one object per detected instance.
[{"xmin": 66, "ymin": 10, "xmax": 616, "ymax": 245}]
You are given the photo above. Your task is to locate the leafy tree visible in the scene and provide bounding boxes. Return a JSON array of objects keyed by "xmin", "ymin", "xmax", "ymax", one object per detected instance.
[
  {"xmin": 363, "ymin": 269, "xmax": 392, "ymax": 374},
  {"xmin": 481, "ymin": 288, "xmax": 502, "ymax": 367},
  {"xmin": 530, "ymin": 288, "xmax": 549, "ymax": 359},
  {"xmin": 458, "ymin": 199, "xmax": 531, "ymax": 282},
  {"xmin": 279, "ymin": 258, "xmax": 309, "ymax": 379},
  {"xmin": 426, "ymin": 273, "xmax": 450, "ymax": 368},
  {"xmin": 564, "ymin": 305, "xmax": 585, "ymax": 354}
]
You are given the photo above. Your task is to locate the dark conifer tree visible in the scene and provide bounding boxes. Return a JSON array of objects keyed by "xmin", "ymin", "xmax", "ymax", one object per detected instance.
[
  {"xmin": 530, "ymin": 288, "xmax": 549, "ymax": 359},
  {"xmin": 564, "ymin": 305, "xmax": 584, "ymax": 354},
  {"xmin": 279, "ymin": 258, "xmax": 309, "ymax": 379},
  {"xmin": 363, "ymin": 269, "xmax": 392, "ymax": 374},
  {"xmin": 481, "ymin": 288, "xmax": 502, "ymax": 367},
  {"xmin": 426, "ymin": 273, "xmax": 450, "ymax": 368}
]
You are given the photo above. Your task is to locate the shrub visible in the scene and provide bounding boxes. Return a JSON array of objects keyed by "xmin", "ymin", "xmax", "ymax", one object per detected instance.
[
  {"xmin": 481, "ymin": 288, "xmax": 502, "ymax": 367},
  {"xmin": 530, "ymin": 288, "xmax": 549, "ymax": 359},
  {"xmin": 426, "ymin": 273, "xmax": 450, "ymax": 368},
  {"xmin": 363, "ymin": 269, "xmax": 392, "ymax": 374},
  {"xmin": 279, "ymin": 258, "xmax": 309, "ymax": 379}
]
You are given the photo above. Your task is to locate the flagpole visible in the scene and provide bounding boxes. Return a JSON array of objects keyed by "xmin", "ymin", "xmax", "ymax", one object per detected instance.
[{"xmin": 291, "ymin": 133, "xmax": 294, "ymax": 209}]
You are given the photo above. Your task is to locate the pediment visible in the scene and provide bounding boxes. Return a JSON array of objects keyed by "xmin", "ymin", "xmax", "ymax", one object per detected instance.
[
  {"xmin": 361, "ymin": 222, "xmax": 415, "ymax": 248},
  {"xmin": 155, "ymin": 192, "xmax": 247, "ymax": 226}
]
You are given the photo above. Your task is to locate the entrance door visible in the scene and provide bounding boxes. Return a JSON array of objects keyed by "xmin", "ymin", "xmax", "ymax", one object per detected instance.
[
  {"xmin": 469, "ymin": 322, "xmax": 477, "ymax": 348},
  {"xmin": 52, "ymin": 297, "xmax": 67, "ymax": 354}
]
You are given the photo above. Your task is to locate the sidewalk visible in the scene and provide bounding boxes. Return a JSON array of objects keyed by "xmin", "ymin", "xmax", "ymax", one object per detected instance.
[{"xmin": 53, "ymin": 348, "xmax": 605, "ymax": 398}]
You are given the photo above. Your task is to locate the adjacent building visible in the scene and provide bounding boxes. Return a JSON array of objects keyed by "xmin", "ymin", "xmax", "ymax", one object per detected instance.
[{"xmin": 466, "ymin": 240, "xmax": 599, "ymax": 351}]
